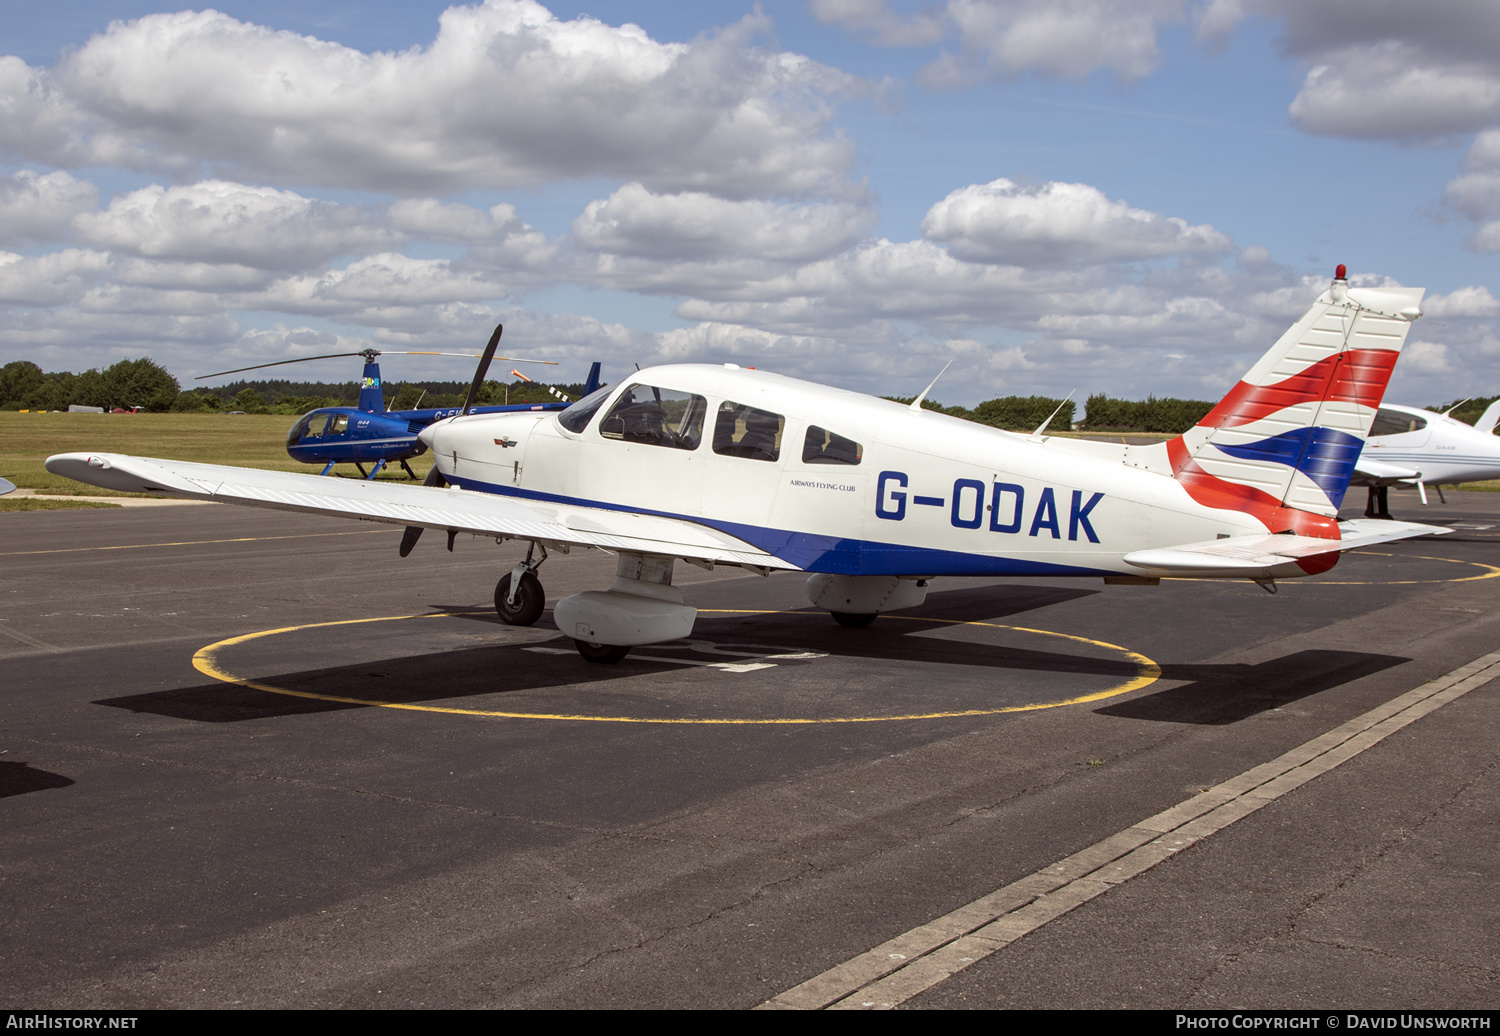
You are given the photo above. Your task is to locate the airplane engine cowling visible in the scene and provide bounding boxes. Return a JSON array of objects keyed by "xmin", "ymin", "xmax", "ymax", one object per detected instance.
[{"xmin": 805, "ymin": 574, "xmax": 928, "ymax": 614}]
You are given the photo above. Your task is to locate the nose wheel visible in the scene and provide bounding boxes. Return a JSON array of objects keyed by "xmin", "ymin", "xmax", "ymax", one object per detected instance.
[
  {"xmin": 494, "ymin": 541, "xmax": 547, "ymax": 626},
  {"xmin": 494, "ymin": 571, "xmax": 545, "ymax": 626}
]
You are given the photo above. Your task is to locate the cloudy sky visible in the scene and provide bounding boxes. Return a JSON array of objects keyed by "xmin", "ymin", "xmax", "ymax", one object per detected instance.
[{"xmin": 2, "ymin": 0, "xmax": 1498, "ymax": 406}]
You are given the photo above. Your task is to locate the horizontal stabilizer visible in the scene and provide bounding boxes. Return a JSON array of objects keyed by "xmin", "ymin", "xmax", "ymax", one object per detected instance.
[
  {"xmin": 1352, "ymin": 457, "xmax": 1421, "ymax": 485},
  {"xmin": 1331, "ymin": 517, "xmax": 1453, "ymax": 550},
  {"xmin": 43, "ymin": 453, "xmax": 799, "ymax": 572},
  {"xmin": 1124, "ymin": 519, "xmax": 1449, "ymax": 578}
]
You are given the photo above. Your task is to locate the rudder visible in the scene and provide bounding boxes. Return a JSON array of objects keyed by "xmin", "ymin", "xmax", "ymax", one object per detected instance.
[{"xmin": 1167, "ymin": 267, "xmax": 1423, "ymax": 535}]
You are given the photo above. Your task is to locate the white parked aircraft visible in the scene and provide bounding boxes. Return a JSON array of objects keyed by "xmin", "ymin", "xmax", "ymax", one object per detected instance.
[
  {"xmin": 1353, "ymin": 400, "xmax": 1500, "ymax": 517},
  {"xmin": 48, "ymin": 269, "xmax": 1444, "ymax": 663}
]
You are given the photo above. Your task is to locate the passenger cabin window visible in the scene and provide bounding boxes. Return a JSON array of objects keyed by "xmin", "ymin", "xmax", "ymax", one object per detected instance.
[
  {"xmin": 329, "ymin": 414, "xmax": 349, "ymax": 435},
  {"xmin": 598, "ymin": 384, "xmax": 706, "ymax": 450},
  {"xmin": 714, "ymin": 402, "xmax": 784, "ymax": 462},
  {"xmin": 558, "ymin": 384, "xmax": 613, "ymax": 433},
  {"xmin": 802, "ymin": 426, "xmax": 862, "ymax": 465},
  {"xmin": 1370, "ymin": 409, "xmax": 1428, "ymax": 436}
]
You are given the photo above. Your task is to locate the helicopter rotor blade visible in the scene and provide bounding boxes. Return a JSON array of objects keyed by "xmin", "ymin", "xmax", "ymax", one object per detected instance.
[
  {"xmin": 194, "ymin": 353, "xmax": 369, "ymax": 379},
  {"xmin": 390, "ymin": 351, "xmax": 557, "ymax": 365}
]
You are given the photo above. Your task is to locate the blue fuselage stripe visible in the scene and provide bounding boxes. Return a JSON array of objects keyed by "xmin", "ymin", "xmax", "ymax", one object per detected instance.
[{"xmin": 448, "ymin": 475, "xmax": 1116, "ymax": 577}]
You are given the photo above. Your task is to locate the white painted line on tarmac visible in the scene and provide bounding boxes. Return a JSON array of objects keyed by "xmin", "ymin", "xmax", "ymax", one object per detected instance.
[
  {"xmin": 759, "ymin": 650, "xmax": 1500, "ymax": 1011},
  {"xmin": 0, "ymin": 623, "xmax": 64, "ymax": 653},
  {"xmin": 522, "ymin": 646, "xmax": 778, "ymax": 673}
]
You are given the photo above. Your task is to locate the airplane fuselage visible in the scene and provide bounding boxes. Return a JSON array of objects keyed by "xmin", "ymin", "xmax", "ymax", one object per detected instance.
[
  {"xmin": 425, "ymin": 364, "xmax": 1273, "ymax": 578},
  {"xmin": 1360, "ymin": 403, "xmax": 1500, "ymax": 485}
]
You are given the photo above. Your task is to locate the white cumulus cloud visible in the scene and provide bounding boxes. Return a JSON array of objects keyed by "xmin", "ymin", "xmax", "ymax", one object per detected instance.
[
  {"xmin": 572, "ymin": 184, "xmax": 875, "ymax": 263},
  {"xmin": 74, "ymin": 181, "xmax": 398, "ymax": 271},
  {"xmin": 920, "ymin": 179, "xmax": 1231, "ymax": 265},
  {"xmin": 0, "ymin": 2, "xmax": 860, "ymax": 198},
  {"xmin": 813, "ymin": 0, "xmax": 1188, "ymax": 86},
  {"xmin": 0, "ymin": 170, "xmax": 98, "ymax": 246}
]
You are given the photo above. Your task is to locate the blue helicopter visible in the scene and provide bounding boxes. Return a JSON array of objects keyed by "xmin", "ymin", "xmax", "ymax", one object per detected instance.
[{"xmin": 198, "ymin": 325, "xmax": 600, "ymax": 479}]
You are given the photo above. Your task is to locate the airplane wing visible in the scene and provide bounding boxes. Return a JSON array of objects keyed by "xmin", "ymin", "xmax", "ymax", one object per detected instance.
[
  {"xmin": 1123, "ymin": 518, "xmax": 1451, "ymax": 578},
  {"xmin": 43, "ymin": 453, "xmax": 800, "ymax": 571},
  {"xmin": 0, "ymin": 477, "xmax": 14, "ymax": 496}
]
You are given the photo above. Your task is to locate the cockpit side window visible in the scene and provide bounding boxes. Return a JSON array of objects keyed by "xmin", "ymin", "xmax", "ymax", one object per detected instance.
[
  {"xmin": 329, "ymin": 414, "xmax": 350, "ymax": 435},
  {"xmin": 558, "ymin": 385, "xmax": 613, "ymax": 434},
  {"xmin": 598, "ymin": 384, "xmax": 707, "ymax": 450},
  {"xmin": 713, "ymin": 402, "xmax": 784, "ymax": 462},
  {"xmin": 1370, "ymin": 409, "xmax": 1428, "ymax": 436},
  {"xmin": 802, "ymin": 425, "xmax": 862, "ymax": 465}
]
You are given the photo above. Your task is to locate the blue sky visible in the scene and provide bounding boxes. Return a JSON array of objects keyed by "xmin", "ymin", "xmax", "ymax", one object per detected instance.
[{"xmin": 2, "ymin": 0, "xmax": 1498, "ymax": 406}]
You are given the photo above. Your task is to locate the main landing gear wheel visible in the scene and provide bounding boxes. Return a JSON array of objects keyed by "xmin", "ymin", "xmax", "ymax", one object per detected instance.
[
  {"xmin": 831, "ymin": 611, "xmax": 877, "ymax": 628},
  {"xmin": 494, "ymin": 572, "xmax": 545, "ymax": 626},
  {"xmin": 574, "ymin": 640, "xmax": 631, "ymax": 664}
]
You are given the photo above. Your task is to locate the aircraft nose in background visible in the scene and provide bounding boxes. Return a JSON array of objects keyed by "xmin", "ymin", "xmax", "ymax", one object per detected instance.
[{"xmin": 417, "ymin": 422, "xmax": 445, "ymax": 450}]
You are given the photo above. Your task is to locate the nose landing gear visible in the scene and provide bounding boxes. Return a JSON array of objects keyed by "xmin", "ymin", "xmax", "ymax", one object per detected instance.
[{"xmin": 495, "ymin": 541, "xmax": 547, "ymax": 626}]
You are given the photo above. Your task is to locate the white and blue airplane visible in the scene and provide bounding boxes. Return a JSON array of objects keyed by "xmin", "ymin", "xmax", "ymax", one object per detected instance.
[
  {"xmin": 47, "ymin": 268, "xmax": 1443, "ymax": 663},
  {"xmin": 1354, "ymin": 400, "xmax": 1500, "ymax": 517}
]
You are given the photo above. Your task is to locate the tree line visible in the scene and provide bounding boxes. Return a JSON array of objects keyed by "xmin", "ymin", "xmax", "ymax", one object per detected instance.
[
  {"xmin": 890, "ymin": 393, "xmax": 1215, "ymax": 433},
  {"xmin": 0, "ymin": 358, "xmax": 588, "ymax": 414},
  {"xmin": 5, "ymin": 355, "xmax": 1493, "ymax": 434}
]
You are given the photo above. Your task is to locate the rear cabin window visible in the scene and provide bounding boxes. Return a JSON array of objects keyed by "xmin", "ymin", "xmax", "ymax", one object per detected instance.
[
  {"xmin": 1370, "ymin": 409, "xmax": 1428, "ymax": 436},
  {"xmin": 802, "ymin": 426, "xmax": 862, "ymax": 465},
  {"xmin": 713, "ymin": 402, "xmax": 784, "ymax": 462},
  {"xmin": 598, "ymin": 384, "xmax": 706, "ymax": 450}
]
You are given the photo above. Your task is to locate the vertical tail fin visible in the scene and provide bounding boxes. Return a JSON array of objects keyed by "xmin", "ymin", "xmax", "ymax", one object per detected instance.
[
  {"xmin": 358, "ymin": 360, "xmax": 385, "ymax": 412},
  {"xmin": 1475, "ymin": 399, "xmax": 1500, "ymax": 436},
  {"xmin": 583, "ymin": 362, "xmax": 602, "ymax": 397},
  {"xmin": 1167, "ymin": 268, "xmax": 1423, "ymax": 535}
]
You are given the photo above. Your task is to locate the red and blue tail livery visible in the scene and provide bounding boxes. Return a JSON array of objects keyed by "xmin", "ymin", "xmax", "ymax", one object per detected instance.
[{"xmin": 1163, "ymin": 268, "xmax": 1424, "ymax": 538}]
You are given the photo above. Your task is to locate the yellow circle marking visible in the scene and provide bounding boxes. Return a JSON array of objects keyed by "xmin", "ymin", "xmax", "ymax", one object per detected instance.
[
  {"xmin": 1311, "ymin": 552, "xmax": 1500, "ymax": 586},
  {"xmin": 192, "ymin": 609, "xmax": 1161, "ymax": 725}
]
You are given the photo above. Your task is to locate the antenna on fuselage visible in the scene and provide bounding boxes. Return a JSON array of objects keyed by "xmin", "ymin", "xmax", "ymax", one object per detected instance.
[
  {"xmin": 908, "ymin": 361, "xmax": 953, "ymax": 413},
  {"xmin": 1028, "ymin": 391, "xmax": 1075, "ymax": 442}
]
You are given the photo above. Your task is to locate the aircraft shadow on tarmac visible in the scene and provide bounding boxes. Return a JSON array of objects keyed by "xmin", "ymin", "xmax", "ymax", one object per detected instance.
[
  {"xmin": 90, "ymin": 583, "xmax": 1406, "ymax": 727},
  {"xmin": 1097, "ymin": 649, "xmax": 1410, "ymax": 725},
  {"xmin": 0, "ymin": 760, "xmax": 75, "ymax": 799},
  {"xmin": 92, "ymin": 584, "xmax": 1122, "ymax": 723}
]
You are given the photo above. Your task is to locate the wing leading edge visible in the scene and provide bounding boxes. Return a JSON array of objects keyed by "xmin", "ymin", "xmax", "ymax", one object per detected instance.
[{"xmin": 43, "ymin": 453, "xmax": 798, "ymax": 572}]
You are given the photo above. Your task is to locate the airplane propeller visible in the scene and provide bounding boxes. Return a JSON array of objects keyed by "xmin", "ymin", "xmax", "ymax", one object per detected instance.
[
  {"xmin": 399, "ymin": 323, "xmax": 505, "ymax": 555},
  {"xmin": 460, "ymin": 324, "xmax": 504, "ymax": 417},
  {"xmin": 398, "ymin": 463, "xmax": 447, "ymax": 558}
]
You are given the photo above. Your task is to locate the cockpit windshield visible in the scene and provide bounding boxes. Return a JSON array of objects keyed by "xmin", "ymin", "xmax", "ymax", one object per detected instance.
[
  {"xmin": 557, "ymin": 385, "xmax": 613, "ymax": 433},
  {"xmin": 287, "ymin": 412, "xmax": 331, "ymax": 446}
]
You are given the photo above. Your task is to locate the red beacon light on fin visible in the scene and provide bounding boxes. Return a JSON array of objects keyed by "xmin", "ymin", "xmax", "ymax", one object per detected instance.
[{"xmin": 1335, "ymin": 264, "xmax": 1347, "ymax": 280}]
